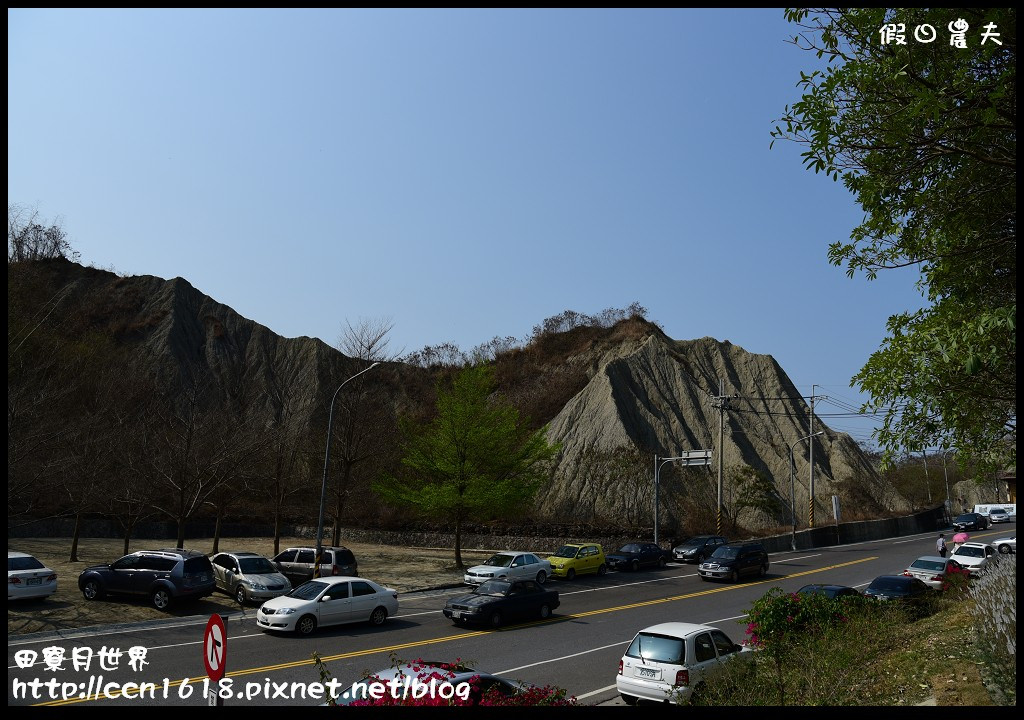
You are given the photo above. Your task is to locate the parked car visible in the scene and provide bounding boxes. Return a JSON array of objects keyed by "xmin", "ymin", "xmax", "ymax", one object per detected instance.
[
  {"xmin": 463, "ymin": 552, "xmax": 551, "ymax": 585},
  {"xmin": 605, "ymin": 543, "xmax": 672, "ymax": 572},
  {"xmin": 949, "ymin": 542, "xmax": 997, "ymax": 576},
  {"xmin": 616, "ymin": 622, "xmax": 752, "ymax": 705},
  {"xmin": 863, "ymin": 575, "xmax": 932, "ymax": 608},
  {"xmin": 992, "ymin": 536, "xmax": 1016, "ymax": 555},
  {"xmin": 443, "ymin": 578, "xmax": 559, "ymax": 627},
  {"xmin": 332, "ymin": 662, "xmax": 532, "ymax": 706},
  {"xmin": 988, "ymin": 507, "xmax": 1010, "ymax": 523},
  {"xmin": 271, "ymin": 546, "xmax": 358, "ymax": 585},
  {"xmin": 796, "ymin": 584, "xmax": 861, "ymax": 599},
  {"xmin": 255, "ymin": 576, "xmax": 397, "ymax": 635},
  {"xmin": 952, "ymin": 513, "xmax": 990, "ymax": 531},
  {"xmin": 211, "ymin": 551, "xmax": 291, "ymax": 604},
  {"xmin": 697, "ymin": 542, "xmax": 769, "ymax": 582},
  {"xmin": 902, "ymin": 556, "xmax": 964, "ymax": 590},
  {"xmin": 8, "ymin": 551, "xmax": 57, "ymax": 601},
  {"xmin": 547, "ymin": 543, "xmax": 607, "ymax": 580},
  {"xmin": 672, "ymin": 535, "xmax": 727, "ymax": 564},
  {"xmin": 78, "ymin": 548, "xmax": 216, "ymax": 611}
]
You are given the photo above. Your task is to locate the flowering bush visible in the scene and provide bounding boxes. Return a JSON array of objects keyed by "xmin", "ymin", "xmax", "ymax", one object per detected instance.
[
  {"xmin": 744, "ymin": 588, "xmax": 869, "ymax": 650},
  {"xmin": 940, "ymin": 563, "xmax": 972, "ymax": 595},
  {"xmin": 316, "ymin": 654, "xmax": 576, "ymax": 707}
]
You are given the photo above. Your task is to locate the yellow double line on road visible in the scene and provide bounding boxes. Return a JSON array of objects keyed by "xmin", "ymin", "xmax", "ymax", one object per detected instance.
[{"xmin": 35, "ymin": 556, "xmax": 876, "ymax": 706}]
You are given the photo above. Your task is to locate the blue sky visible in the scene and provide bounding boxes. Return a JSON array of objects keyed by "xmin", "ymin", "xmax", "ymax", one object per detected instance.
[{"xmin": 8, "ymin": 8, "xmax": 927, "ymax": 447}]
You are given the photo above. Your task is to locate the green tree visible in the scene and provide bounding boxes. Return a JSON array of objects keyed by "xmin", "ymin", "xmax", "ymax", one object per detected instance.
[
  {"xmin": 374, "ymin": 365, "xmax": 558, "ymax": 567},
  {"xmin": 772, "ymin": 9, "xmax": 1015, "ymax": 471},
  {"xmin": 731, "ymin": 464, "xmax": 784, "ymax": 531}
]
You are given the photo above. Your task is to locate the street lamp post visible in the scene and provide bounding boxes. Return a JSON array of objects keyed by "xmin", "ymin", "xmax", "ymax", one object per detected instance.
[
  {"xmin": 790, "ymin": 431, "xmax": 823, "ymax": 551},
  {"xmin": 314, "ymin": 361, "xmax": 380, "ymax": 577}
]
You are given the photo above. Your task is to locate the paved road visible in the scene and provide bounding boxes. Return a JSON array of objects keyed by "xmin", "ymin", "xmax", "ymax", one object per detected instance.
[{"xmin": 8, "ymin": 524, "xmax": 1015, "ymax": 706}]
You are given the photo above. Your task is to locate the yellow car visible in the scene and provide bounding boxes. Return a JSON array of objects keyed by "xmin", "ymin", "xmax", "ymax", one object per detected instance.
[{"xmin": 547, "ymin": 543, "xmax": 607, "ymax": 580}]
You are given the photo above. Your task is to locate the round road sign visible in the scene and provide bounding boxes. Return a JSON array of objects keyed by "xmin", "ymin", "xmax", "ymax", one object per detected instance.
[{"xmin": 203, "ymin": 614, "xmax": 227, "ymax": 683}]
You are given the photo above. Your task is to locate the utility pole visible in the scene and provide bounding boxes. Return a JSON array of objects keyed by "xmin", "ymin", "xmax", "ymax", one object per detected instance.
[
  {"xmin": 808, "ymin": 384, "xmax": 818, "ymax": 528},
  {"xmin": 923, "ymin": 448, "xmax": 932, "ymax": 504},
  {"xmin": 717, "ymin": 379, "xmax": 725, "ymax": 536}
]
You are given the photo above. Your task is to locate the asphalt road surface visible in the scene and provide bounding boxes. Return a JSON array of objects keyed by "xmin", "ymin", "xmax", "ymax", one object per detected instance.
[{"xmin": 8, "ymin": 524, "xmax": 1015, "ymax": 707}]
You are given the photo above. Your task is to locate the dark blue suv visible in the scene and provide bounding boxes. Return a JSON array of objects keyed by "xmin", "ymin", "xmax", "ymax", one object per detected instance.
[{"xmin": 78, "ymin": 549, "xmax": 216, "ymax": 611}]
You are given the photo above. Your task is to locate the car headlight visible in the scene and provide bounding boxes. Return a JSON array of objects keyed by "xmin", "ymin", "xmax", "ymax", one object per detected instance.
[
  {"xmin": 278, "ymin": 608, "xmax": 297, "ymax": 615},
  {"xmin": 250, "ymin": 582, "xmax": 267, "ymax": 591}
]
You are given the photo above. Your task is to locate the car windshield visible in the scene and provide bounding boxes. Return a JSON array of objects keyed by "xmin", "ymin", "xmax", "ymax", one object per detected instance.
[
  {"xmin": 553, "ymin": 546, "xmax": 580, "ymax": 559},
  {"xmin": 483, "ymin": 554, "xmax": 515, "ymax": 568},
  {"xmin": 869, "ymin": 577, "xmax": 908, "ymax": 591},
  {"xmin": 626, "ymin": 633, "xmax": 685, "ymax": 664},
  {"xmin": 288, "ymin": 580, "xmax": 329, "ymax": 600},
  {"xmin": 911, "ymin": 560, "xmax": 946, "ymax": 572},
  {"xmin": 955, "ymin": 514, "xmax": 976, "ymax": 522},
  {"xmin": 9, "ymin": 556, "xmax": 46, "ymax": 571},
  {"xmin": 677, "ymin": 540, "xmax": 703, "ymax": 549},
  {"xmin": 617, "ymin": 544, "xmax": 641, "ymax": 554},
  {"xmin": 711, "ymin": 546, "xmax": 739, "ymax": 559},
  {"xmin": 475, "ymin": 581, "xmax": 511, "ymax": 596},
  {"xmin": 954, "ymin": 546, "xmax": 984, "ymax": 558},
  {"xmin": 239, "ymin": 557, "xmax": 277, "ymax": 574}
]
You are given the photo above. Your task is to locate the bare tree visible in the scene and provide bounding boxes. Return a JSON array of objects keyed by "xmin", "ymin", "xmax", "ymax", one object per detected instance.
[{"xmin": 8, "ymin": 203, "xmax": 79, "ymax": 263}]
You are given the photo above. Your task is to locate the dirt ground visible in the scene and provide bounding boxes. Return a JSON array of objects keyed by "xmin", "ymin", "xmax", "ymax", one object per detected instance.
[{"xmin": 7, "ymin": 537, "xmax": 500, "ymax": 636}]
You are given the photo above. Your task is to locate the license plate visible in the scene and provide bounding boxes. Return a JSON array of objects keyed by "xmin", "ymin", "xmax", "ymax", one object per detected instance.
[
  {"xmin": 27, "ymin": 578, "xmax": 41, "ymax": 586},
  {"xmin": 635, "ymin": 666, "xmax": 661, "ymax": 680},
  {"xmin": 452, "ymin": 611, "xmax": 462, "ymax": 619}
]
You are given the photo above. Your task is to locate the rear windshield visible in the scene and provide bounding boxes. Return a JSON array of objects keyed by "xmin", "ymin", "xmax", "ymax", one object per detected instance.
[
  {"xmin": 626, "ymin": 633, "xmax": 685, "ymax": 664},
  {"xmin": 911, "ymin": 560, "xmax": 946, "ymax": 572},
  {"xmin": 183, "ymin": 557, "xmax": 213, "ymax": 574},
  {"xmin": 332, "ymin": 549, "xmax": 356, "ymax": 565},
  {"xmin": 8, "ymin": 556, "xmax": 45, "ymax": 571}
]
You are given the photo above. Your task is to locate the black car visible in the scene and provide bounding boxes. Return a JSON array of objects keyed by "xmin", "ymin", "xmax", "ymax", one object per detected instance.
[
  {"xmin": 271, "ymin": 546, "xmax": 358, "ymax": 585},
  {"xmin": 605, "ymin": 543, "xmax": 672, "ymax": 572},
  {"xmin": 797, "ymin": 584, "xmax": 861, "ymax": 599},
  {"xmin": 863, "ymin": 575, "xmax": 932, "ymax": 609},
  {"xmin": 443, "ymin": 579, "xmax": 559, "ymax": 627},
  {"xmin": 78, "ymin": 549, "xmax": 216, "ymax": 611},
  {"xmin": 952, "ymin": 513, "xmax": 990, "ymax": 532},
  {"xmin": 697, "ymin": 542, "xmax": 769, "ymax": 582},
  {"xmin": 672, "ymin": 535, "xmax": 728, "ymax": 563}
]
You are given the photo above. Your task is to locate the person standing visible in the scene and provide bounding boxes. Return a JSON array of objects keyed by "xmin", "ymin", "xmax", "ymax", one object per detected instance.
[{"xmin": 936, "ymin": 533, "xmax": 947, "ymax": 558}]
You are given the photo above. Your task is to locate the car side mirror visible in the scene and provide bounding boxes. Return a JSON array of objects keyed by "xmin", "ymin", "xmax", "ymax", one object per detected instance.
[{"xmin": 320, "ymin": 595, "xmax": 331, "ymax": 602}]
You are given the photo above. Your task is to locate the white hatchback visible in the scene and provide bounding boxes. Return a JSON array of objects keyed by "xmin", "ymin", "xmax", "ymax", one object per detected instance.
[
  {"xmin": 256, "ymin": 576, "xmax": 398, "ymax": 635},
  {"xmin": 616, "ymin": 622, "xmax": 751, "ymax": 704},
  {"xmin": 8, "ymin": 551, "xmax": 58, "ymax": 601}
]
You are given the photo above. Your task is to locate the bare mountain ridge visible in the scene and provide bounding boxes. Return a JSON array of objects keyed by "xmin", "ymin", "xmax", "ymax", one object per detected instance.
[{"xmin": 10, "ymin": 260, "xmax": 908, "ymax": 531}]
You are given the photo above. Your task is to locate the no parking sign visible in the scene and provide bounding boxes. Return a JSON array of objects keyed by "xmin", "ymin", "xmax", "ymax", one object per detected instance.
[{"xmin": 204, "ymin": 614, "xmax": 227, "ymax": 705}]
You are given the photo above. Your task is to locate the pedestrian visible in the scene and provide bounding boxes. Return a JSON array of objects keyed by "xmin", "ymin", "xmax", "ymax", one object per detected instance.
[{"xmin": 936, "ymin": 533, "xmax": 947, "ymax": 558}]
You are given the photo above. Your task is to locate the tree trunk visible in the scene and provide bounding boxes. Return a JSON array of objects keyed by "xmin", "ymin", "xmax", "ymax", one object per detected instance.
[
  {"xmin": 273, "ymin": 510, "xmax": 281, "ymax": 556},
  {"xmin": 176, "ymin": 520, "xmax": 186, "ymax": 549},
  {"xmin": 69, "ymin": 512, "xmax": 81, "ymax": 562},
  {"xmin": 123, "ymin": 524, "xmax": 132, "ymax": 556},
  {"xmin": 454, "ymin": 516, "xmax": 463, "ymax": 569},
  {"xmin": 212, "ymin": 506, "xmax": 223, "ymax": 554}
]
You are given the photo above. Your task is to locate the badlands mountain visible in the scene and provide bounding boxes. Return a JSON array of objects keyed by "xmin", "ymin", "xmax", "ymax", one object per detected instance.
[{"xmin": 8, "ymin": 259, "xmax": 908, "ymax": 533}]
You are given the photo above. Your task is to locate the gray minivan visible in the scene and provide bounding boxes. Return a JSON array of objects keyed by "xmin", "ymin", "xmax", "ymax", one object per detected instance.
[{"xmin": 272, "ymin": 546, "xmax": 358, "ymax": 585}]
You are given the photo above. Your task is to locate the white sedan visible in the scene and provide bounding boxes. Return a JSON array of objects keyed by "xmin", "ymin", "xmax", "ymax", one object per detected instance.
[
  {"xmin": 949, "ymin": 542, "xmax": 997, "ymax": 576},
  {"xmin": 8, "ymin": 551, "xmax": 58, "ymax": 601},
  {"xmin": 256, "ymin": 576, "xmax": 398, "ymax": 635},
  {"xmin": 463, "ymin": 552, "xmax": 551, "ymax": 585},
  {"xmin": 992, "ymin": 536, "xmax": 1016, "ymax": 555}
]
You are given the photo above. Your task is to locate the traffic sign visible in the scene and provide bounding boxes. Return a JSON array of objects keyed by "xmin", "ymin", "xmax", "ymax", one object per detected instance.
[{"xmin": 203, "ymin": 614, "xmax": 227, "ymax": 683}]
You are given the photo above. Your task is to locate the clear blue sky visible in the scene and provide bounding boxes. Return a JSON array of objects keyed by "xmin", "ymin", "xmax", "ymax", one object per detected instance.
[{"xmin": 8, "ymin": 8, "xmax": 926, "ymax": 448}]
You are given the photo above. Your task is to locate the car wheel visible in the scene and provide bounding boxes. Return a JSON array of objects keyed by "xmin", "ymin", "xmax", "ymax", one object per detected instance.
[
  {"xmin": 620, "ymin": 693, "xmax": 639, "ymax": 706},
  {"xmin": 658, "ymin": 556, "xmax": 667, "ymax": 568},
  {"xmin": 696, "ymin": 553, "xmax": 705, "ymax": 564},
  {"xmin": 689, "ymin": 682, "xmax": 707, "ymax": 706},
  {"xmin": 151, "ymin": 588, "xmax": 172, "ymax": 611},
  {"xmin": 539, "ymin": 603, "xmax": 551, "ymax": 620},
  {"xmin": 297, "ymin": 615, "xmax": 317, "ymax": 636},
  {"xmin": 489, "ymin": 611, "xmax": 503, "ymax": 628},
  {"xmin": 998, "ymin": 544, "xmax": 1013, "ymax": 554},
  {"xmin": 597, "ymin": 564, "xmax": 607, "ymax": 576},
  {"xmin": 82, "ymin": 579, "xmax": 104, "ymax": 601},
  {"xmin": 566, "ymin": 568, "xmax": 576, "ymax": 581},
  {"xmin": 729, "ymin": 570, "xmax": 739, "ymax": 583},
  {"xmin": 536, "ymin": 571, "xmax": 547, "ymax": 585},
  {"xmin": 760, "ymin": 563, "xmax": 769, "ymax": 577},
  {"xmin": 369, "ymin": 606, "xmax": 388, "ymax": 626},
  {"xmin": 235, "ymin": 585, "xmax": 248, "ymax": 604},
  {"xmin": 631, "ymin": 559, "xmax": 640, "ymax": 572}
]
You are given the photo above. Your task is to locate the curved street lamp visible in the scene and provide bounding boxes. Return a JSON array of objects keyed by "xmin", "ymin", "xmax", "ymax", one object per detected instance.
[
  {"xmin": 790, "ymin": 431, "xmax": 823, "ymax": 551},
  {"xmin": 314, "ymin": 361, "xmax": 380, "ymax": 577}
]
